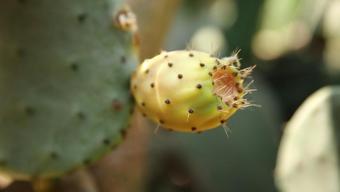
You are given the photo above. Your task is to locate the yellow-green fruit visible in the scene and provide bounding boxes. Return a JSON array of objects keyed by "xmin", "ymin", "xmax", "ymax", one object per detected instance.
[{"xmin": 131, "ymin": 50, "xmax": 255, "ymax": 132}]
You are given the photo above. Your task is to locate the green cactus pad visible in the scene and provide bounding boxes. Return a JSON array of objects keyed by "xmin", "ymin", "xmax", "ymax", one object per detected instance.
[{"xmin": 0, "ymin": 0, "xmax": 137, "ymax": 179}]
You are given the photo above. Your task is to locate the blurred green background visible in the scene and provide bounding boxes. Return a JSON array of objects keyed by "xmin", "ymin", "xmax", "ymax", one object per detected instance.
[{"xmin": 1, "ymin": 0, "xmax": 340, "ymax": 191}]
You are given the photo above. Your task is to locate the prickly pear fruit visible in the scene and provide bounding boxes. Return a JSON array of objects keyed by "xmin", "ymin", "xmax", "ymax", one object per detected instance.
[
  {"xmin": 0, "ymin": 0, "xmax": 137, "ymax": 180},
  {"xmin": 131, "ymin": 50, "xmax": 255, "ymax": 132}
]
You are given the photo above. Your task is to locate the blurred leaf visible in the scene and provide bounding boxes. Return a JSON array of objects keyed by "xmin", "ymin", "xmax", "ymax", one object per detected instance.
[
  {"xmin": 253, "ymin": 0, "xmax": 329, "ymax": 60},
  {"xmin": 276, "ymin": 86, "xmax": 340, "ymax": 192},
  {"xmin": 322, "ymin": 0, "xmax": 340, "ymax": 79}
]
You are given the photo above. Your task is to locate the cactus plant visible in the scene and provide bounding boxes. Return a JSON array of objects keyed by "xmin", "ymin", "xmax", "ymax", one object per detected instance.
[
  {"xmin": 0, "ymin": 0, "xmax": 138, "ymax": 180},
  {"xmin": 276, "ymin": 86, "xmax": 340, "ymax": 192},
  {"xmin": 131, "ymin": 50, "xmax": 255, "ymax": 132}
]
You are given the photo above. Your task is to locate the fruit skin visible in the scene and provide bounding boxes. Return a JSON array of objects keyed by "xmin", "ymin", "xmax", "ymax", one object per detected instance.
[
  {"xmin": 0, "ymin": 0, "xmax": 137, "ymax": 180},
  {"xmin": 131, "ymin": 50, "xmax": 254, "ymax": 132}
]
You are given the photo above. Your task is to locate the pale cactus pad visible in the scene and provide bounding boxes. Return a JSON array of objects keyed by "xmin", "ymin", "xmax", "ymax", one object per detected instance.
[{"xmin": 131, "ymin": 50, "xmax": 255, "ymax": 132}]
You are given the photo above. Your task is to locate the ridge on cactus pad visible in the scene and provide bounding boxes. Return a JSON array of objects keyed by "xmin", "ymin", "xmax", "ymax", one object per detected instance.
[
  {"xmin": 0, "ymin": 0, "xmax": 137, "ymax": 180},
  {"xmin": 131, "ymin": 50, "xmax": 256, "ymax": 133}
]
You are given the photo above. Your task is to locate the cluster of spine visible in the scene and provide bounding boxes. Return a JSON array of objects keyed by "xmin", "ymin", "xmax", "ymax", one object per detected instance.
[{"xmin": 212, "ymin": 55, "xmax": 256, "ymax": 110}]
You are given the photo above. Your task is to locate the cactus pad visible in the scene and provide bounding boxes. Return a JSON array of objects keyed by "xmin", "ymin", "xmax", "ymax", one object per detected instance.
[
  {"xmin": 131, "ymin": 50, "xmax": 255, "ymax": 132},
  {"xmin": 0, "ymin": 0, "xmax": 137, "ymax": 179},
  {"xmin": 275, "ymin": 86, "xmax": 340, "ymax": 192}
]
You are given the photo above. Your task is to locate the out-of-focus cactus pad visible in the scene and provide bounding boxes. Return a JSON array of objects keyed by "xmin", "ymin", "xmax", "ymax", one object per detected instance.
[{"xmin": 276, "ymin": 86, "xmax": 340, "ymax": 192}]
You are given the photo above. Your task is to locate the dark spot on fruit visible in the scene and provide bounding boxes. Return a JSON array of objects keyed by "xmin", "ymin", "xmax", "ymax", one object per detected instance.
[
  {"xmin": 220, "ymin": 120, "xmax": 225, "ymax": 124},
  {"xmin": 232, "ymin": 103, "xmax": 238, "ymax": 108},
  {"xmin": 24, "ymin": 106, "xmax": 35, "ymax": 116},
  {"xmin": 141, "ymin": 102, "xmax": 146, "ymax": 107},
  {"xmin": 208, "ymin": 72, "xmax": 212, "ymax": 76},
  {"xmin": 196, "ymin": 84, "xmax": 202, "ymax": 89},
  {"xmin": 77, "ymin": 112, "xmax": 86, "ymax": 119},
  {"xmin": 212, "ymin": 82, "xmax": 215, "ymax": 85},
  {"xmin": 217, "ymin": 105, "xmax": 223, "ymax": 110},
  {"xmin": 222, "ymin": 65, "xmax": 227, "ymax": 70},
  {"xmin": 164, "ymin": 55, "xmax": 168, "ymax": 58},
  {"xmin": 189, "ymin": 53, "xmax": 194, "ymax": 57},
  {"xmin": 150, "ymin": 83, "xmax": 155, "ymax": 88},
  {"xmin": 133, "ymin": 85, "xmax": 137, "ymax": 90},
  {"xmin": 225, "ymin": 102, "xmax": 230, "ymax": 106},
  {"xmin": 112, "ymin": 99, "xmax": 123, "ymax": 111},
  {"xmin": 191, "ymin": 127, "xmax": 197, "ymax": 131},
  {"xmin": 103, "ymin": 138, "xmax": 110, "ymax": 145},
  {"xmin": 70, "ymin": 62, "xmax": 79, "ymax": 72},
  {"xmin": 50, "ymin": 152, "xmax": 58, "ymax": 159},
  {"xmin": 167, "ymin": 129, "xmax": 173, "ymax": 132},
  {"xmin": 165, "ymin": 99, "xmax": 171, "ymax": 104},
  {"xmin": 232, "ymin": 72, "xmax": 238, "ymax": 77},
  {"xmin": 178, "ymin": 74, "xmax": 183, "ymax": 79},
  {"xmin": 232, "ymin": 61, "xmax": 239, "ymax": 67},
  {"xmin": 240, "ymin": 101, "xmax": 246, "ymax": 105},
  {"xmin": 142, "ymin": 113, "xmax": 147, "ymax": 117},
  {"xmin": 215, "ymin": 59, "xmax": 221, "ymax": 65},
  {"xmin": 145, "ymin": 69, "xmax": 149, "ymax": 74},
  {"xmin": 200, "ymin": 63, "xmax": 205, "ymax": 67},
  {"xmin": 120, "ymin": 56, "xmax": 126, "ymax": 64},
  {"xmin": 168, "ymin": 62, "xmax": 173, "ymax": 67},
  {"xmin": 233, "ymin": 96, "xmax": 238, "ymax": 101},
  {"xmin": 188, "ymin": 109, "xmax": 194, "ymax": 114},
  {"xmin": 159, "ymin": 120, "xmax": 165, "ymax": 124},
  {"xmin": 77, "ymin": 13, "xmax": 87, "ymax": 23},
  {"xmin": 213, "ymin": 66, "xmax": 217, "ymax": 70}
]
